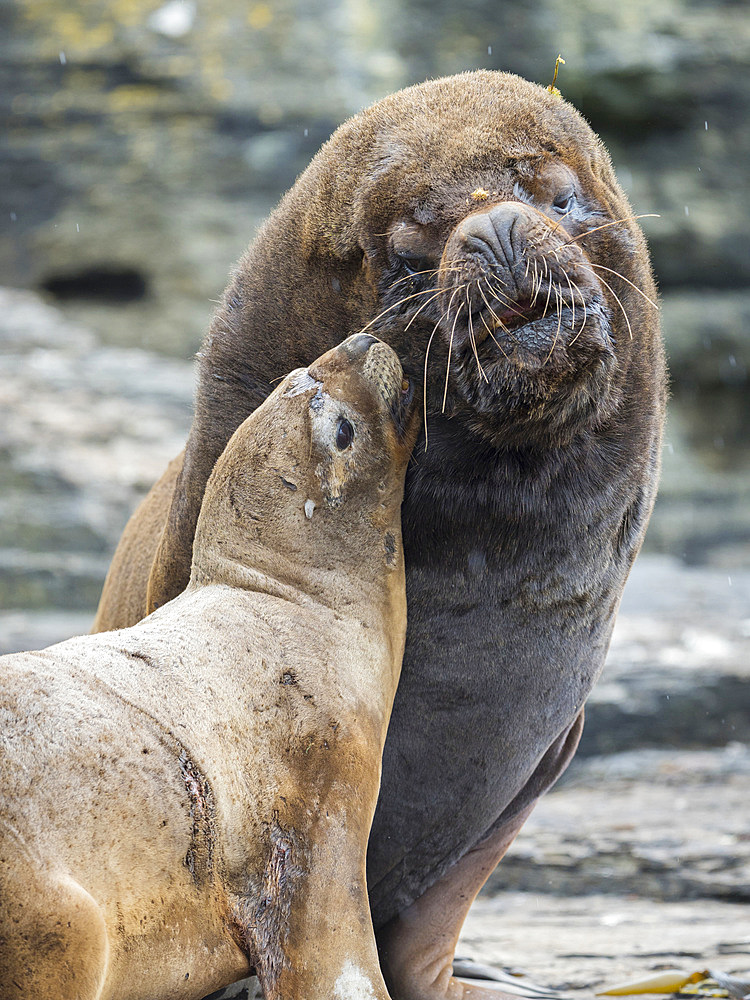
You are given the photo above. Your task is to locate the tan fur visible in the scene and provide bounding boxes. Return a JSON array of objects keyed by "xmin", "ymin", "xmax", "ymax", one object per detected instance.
[{"xmin": 0, "ymin": 337, "xmax": 418, "ymax": 1000}]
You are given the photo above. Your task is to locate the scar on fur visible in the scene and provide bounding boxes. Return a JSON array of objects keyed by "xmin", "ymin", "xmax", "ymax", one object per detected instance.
[{"xmin": 546, "ymin": 54, "xmax": 565, "ymax": 97}]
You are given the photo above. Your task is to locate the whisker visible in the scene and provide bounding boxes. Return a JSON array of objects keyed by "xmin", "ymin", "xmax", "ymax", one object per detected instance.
[
  {"xmin": 421, "ymin": 318, "xmax": 442, "ymax": 452},
  {"xmin": 538, "ymin": 208, "xmax": 574, "ymax": 245},
  {"xmin": 483, "ymin": 276, "xmax": 526, "ymax": 317},
  {"xmin": 442, "ymin": 306, "xmax": 464, "ymax": 413},
  {"xmin": 561, "ymin": 266, "xmax": 577, "ymax": 334},
  {"xmin": 556, "ymin": 214, "xmax": 660, "ymax": 249},
  {"xmin": 478, "ymin": 285, "xmax": 505, "ymax": 328},
  {"xmin": 569, "ymin": 295, "xmax": 589, "ymax": 346},
  {"xmin": 442, "ymin": 288, "xmax": 465, "ymax": 413},
  {"xmin": 542, "ymin": 273, "xmax": 554, "ymax": 319},
  {"xmin": 479, "ymin": 284, "xmax": 523, "ymax": 346},
  {"xmin": 543, "ymin": 285, "xmax": 564, "ymax": 365},
  {"xmin": 390, "ymin": 263, "xmax": 464, "ymax": 290},
  {"xmin": 530, "ymin": 261, "xmax": 543, "ymax": 309},
  {"xmin": 466, "ymin": 293, "xmax": 488, "ymax": 382},
  {"xmin": 479, "ymin": 312, "xmax": 511, "ymax": 360},
  {"xmin": 577, "ymin": 263, "xmax": 633, "ymax": 340},
  {"xmin": 403, "ymin": 289, "xmax": 446, "ymax": 332},
  {"xmin": 357, "ymin": 286, "xmax": 447, "ymax": 335},
  {"xmin": 584, "ymin": 262, "xmax": 659, "ymax": 310}
]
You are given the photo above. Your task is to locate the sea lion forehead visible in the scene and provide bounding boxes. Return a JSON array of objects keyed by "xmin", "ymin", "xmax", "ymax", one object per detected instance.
[
  {"xmin": 347, "ymin": 76, "xmax": 605, "ymax": 232},
  {"xmin": 364, "ymin": 71, "xmax": 596, "ymax": 166}
]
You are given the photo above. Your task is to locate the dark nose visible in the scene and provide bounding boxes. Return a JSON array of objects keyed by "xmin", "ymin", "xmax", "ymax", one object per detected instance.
[
  {"xmin": 458, "ymin": 202, "xmax": 528, "ymax": 270},
  {"xmin": 340, "ymin": 332, "xmax": 380, "ymax": 358}
]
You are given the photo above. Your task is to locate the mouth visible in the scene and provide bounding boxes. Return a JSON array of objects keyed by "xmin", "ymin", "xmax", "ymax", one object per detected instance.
[
  {"xmin": 453, "ymin": 277, "xmax": 613, "ymax": 371},
  {"xmin": 484, "ymin": 296, "xmax": 541, "ymax": 333}
]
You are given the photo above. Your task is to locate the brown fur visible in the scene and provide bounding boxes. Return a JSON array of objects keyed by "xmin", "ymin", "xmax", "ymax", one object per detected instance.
[
  {"xmin": 0, "ymin": 337, "xmax": 419, "ymax": 1000},
  {"xmin": 92, "ymin": 451, "xmax": 183, "ymax": 632},
  {"xmin": 92, "ymin": 70, "xmax": 666, "ymax": 1000}
]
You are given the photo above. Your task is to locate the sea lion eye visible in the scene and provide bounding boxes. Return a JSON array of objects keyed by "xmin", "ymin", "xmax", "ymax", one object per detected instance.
[
  {"xmin": 336, "ymin": 418, "xmax": 354, "ymax": 450},
  {"xmin": 552, "ymin": 188, "xmax": 576, "ymax": 213},
  {"xmin": 395, "ymin": 251, "xmax": 429, "ymax": 277}
]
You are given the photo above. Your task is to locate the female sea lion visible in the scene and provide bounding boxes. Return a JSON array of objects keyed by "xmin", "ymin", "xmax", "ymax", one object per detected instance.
[
  {"xmin": 0, "ymin": 335, "xmax": 419, "ymax": 1000},
  {"xmin": 93, "ymin": 71, "xmax": 666, "ymax": 1000}
]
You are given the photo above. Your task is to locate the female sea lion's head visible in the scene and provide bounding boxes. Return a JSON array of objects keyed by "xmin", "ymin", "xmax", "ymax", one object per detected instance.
[
  {"xmin": 191, "ymin": 335, "xmax": 419, "ymax": 590},
  {"xmin": 283, "ymin": 70, "xmax": 660, "ymax": 449},
  {"xmin": 300, "ymin": 332, "xmax": 419, "ymax": 511}
]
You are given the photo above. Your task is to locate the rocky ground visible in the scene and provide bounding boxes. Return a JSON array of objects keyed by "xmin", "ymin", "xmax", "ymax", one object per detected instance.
[
  {"xmin": 1, "ymin": 287, "xmax": 748, "ymax": 999},
  {"xmin": 206, "ymin": 737, "xmax": 750, "ymax": 1000}
]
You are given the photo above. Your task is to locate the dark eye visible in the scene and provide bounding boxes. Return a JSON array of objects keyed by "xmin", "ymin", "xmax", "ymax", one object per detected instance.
[
  {"xmin": 396, "ymin": 252, "xmax": 429, "ymax": 277},
  {"xmin": 552, "ymin": 188, "xmax": 576, "ymax": 213},
  {"xmin": 336, "ymin": 418, "xmax": 354, "ymax": 450}
]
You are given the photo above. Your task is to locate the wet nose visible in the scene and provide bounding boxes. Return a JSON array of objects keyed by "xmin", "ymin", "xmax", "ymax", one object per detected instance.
[
  {"xmin": 340, "ymin": 333, "xmax": 380, "ymax": 358},
  {"xmin": 458, "ymin": 202, "xmax": 529, "ymax": 270}
]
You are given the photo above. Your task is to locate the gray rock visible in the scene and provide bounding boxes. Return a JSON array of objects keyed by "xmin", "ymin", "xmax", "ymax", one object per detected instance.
[
  {"xmin": 485, "ymin": 743, "xmax": 750, "ymax": 903},
  {"xmin": 0, "ymin": 287, "xmax": 192, "ymax": 612},
  {"xmin": 580, "ymin": 556, "xmax": 750, "ymax": 755}
]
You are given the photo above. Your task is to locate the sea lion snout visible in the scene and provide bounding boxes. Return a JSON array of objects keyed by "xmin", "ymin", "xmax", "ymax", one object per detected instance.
[
  {"xmin": 442, "ymin": 197, "xmax": 607, "ymax": 353},
  {"xmin": 316, "ymin": 335, "xmax": 416, "ymax": 440},
  {"xmin": 456, "ymin": 201, "xmax": 528, "ymax": 276},
  {"xmin": 340, "ymin": 332, "xmax": 380, "ymax": 358}
]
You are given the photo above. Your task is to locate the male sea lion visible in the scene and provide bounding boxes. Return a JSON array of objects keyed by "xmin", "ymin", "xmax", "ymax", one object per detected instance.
[
  {"xmin": 93, "ymin": 71, "xmax": 666, "ymax": 1000},
  {"xmin": 0, "ymin": 335, "xmax": 419, "ymax": 1000}
]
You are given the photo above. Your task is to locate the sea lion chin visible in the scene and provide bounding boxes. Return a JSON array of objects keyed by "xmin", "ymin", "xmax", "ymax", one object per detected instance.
[{"xmin": 93, "ymin": 70, "xmax": 666, "ymax": 1000}]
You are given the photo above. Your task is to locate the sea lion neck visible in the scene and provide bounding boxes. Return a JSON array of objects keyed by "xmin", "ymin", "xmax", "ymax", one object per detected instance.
[{"xmin": 190, "ymin": 488, "xmax": 406, "ymax": 629}]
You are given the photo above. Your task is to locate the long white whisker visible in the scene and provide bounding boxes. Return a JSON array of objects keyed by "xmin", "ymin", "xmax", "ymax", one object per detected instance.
[
  {"xmin": 584, "ymin": 262, "xmax": 659, "ymax": 310},
  {"xmin": 557, "ymin": 214, "xmax": 660, "ymax": 249},
  {"xmin": 577, "ymin": 263, "xmax": 633, "ymax": 340},
  {"xmin": 421, "ymin": 318, "xmax": 442, "ymax": 452}
]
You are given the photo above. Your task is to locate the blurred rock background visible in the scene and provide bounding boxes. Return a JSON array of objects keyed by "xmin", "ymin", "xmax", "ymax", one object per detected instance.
[
  {"xmin": 1, "ymin": 1, "xmax": 749, "ymax": 990},
  {"xmin": 2, "ymin": 0, "xmax": 749, "ymax": 606}
]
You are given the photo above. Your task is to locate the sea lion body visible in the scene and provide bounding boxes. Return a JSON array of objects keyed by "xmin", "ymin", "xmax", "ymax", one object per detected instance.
[
  {"xmin": 0, "ymin": 336, "xmax": 418, "ymax": 999},
  {"xmin": 93, "ymin": 71, "xmax": 666, "ymax": 999}
]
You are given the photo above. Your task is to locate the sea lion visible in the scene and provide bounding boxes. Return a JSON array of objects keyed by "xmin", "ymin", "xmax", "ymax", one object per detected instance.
[
  {"xmin": 0, "ymin": 334, "xmax": 419, "ymax": 1000},
  {"xmin": 93, "ymin": 71, "xmax": 666, "ymax": 1000}
]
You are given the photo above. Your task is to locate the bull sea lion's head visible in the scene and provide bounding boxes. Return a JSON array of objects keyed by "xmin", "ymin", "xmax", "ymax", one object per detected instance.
[
  {"xmin": 143, "ymin": 71, "xmax": 664, "ymax": 619},
  {"xmin": 190, "ymin": 334, "xmax": 419, "ymax": 597},
  {"xmin": 268, "ymin": 70, "xmax": 659, "ymax": 450}
]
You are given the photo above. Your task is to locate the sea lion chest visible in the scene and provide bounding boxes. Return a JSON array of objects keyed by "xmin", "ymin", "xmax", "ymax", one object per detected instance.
[{"xmin": 366, "ymin": 418, "xmax": 641, "ymax": 919}]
